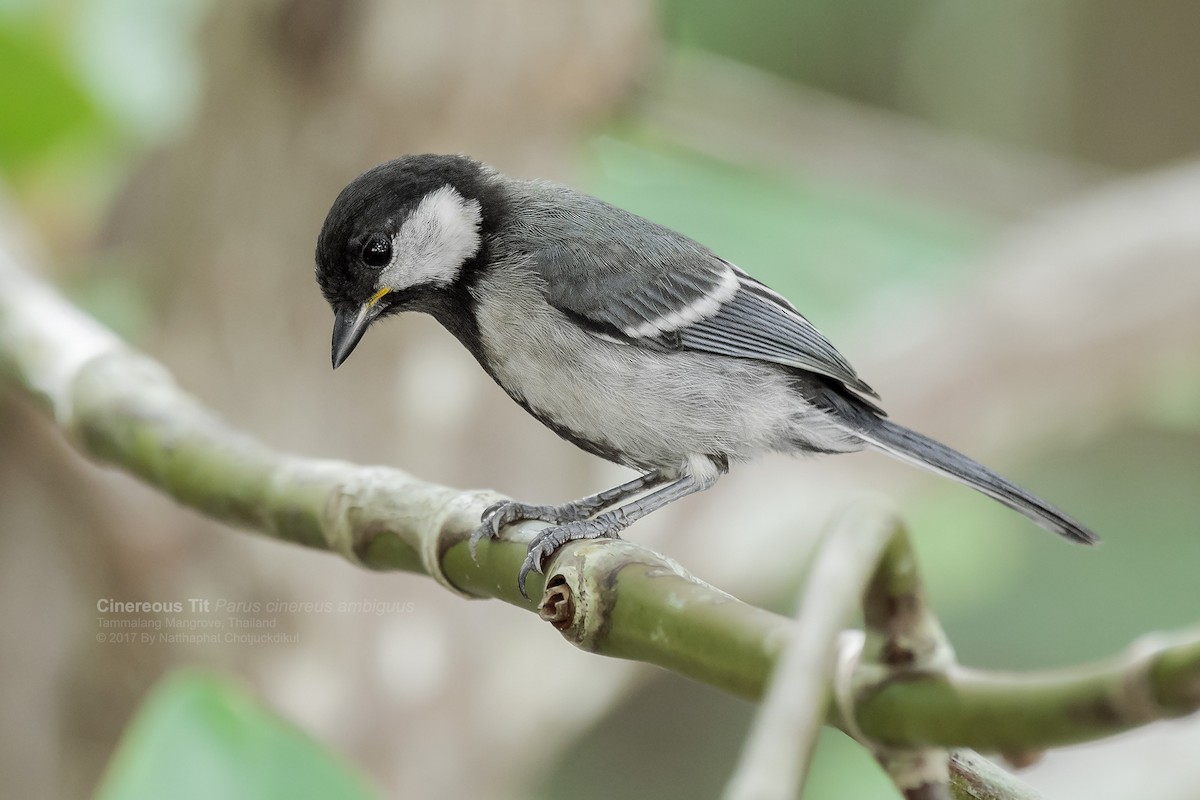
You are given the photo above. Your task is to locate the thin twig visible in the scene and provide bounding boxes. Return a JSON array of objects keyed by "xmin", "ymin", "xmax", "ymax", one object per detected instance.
[{"xmin": 948, "ymin": 751, "xmax": 1043, "ymax": 800}]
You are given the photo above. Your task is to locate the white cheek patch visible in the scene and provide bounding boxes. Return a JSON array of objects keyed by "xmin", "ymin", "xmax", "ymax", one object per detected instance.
[{"xmin": 380, "ymin": 184, "xmax": 482, "ymax": 292}]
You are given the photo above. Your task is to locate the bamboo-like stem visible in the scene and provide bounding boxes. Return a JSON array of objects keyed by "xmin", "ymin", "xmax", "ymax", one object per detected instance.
[
  {"xmin": 3, "ymin": 241, "xmax": 1200, "ymax": 799},
  {"xmin": 724, "ymin": 502, "xmax": 901, "ymax": 800}
]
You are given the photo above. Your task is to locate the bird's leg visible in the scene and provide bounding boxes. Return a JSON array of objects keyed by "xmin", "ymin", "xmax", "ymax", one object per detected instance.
[
  {"xmin": 516, "ymin": 467, "xmax": 721, "ymax": 597},
  {"xmin": 470, "ymin": 470, "xmax": 669, "ymax": 559}
]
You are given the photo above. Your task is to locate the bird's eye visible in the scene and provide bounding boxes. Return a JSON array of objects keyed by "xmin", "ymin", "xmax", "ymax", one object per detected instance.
[{"xmin": 360, "ymin": 235, "xmax": 392, "ymax": 268}]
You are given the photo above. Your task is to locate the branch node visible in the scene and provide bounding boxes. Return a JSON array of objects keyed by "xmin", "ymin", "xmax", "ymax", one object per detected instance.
[
  {"xmin": 1110, "ymin": 630, "xmax": 1190, "ymax": 724},
  {"xmin": 423, "ymin": 490, "xmax": 504, "ymax": 598},
  {"xmin": 845, "ymin": 509, "xmax": 956, "ymax": 799},
  {"xmin": 543, "ymin": 539, "xmax": 695, "ymax": 650}
]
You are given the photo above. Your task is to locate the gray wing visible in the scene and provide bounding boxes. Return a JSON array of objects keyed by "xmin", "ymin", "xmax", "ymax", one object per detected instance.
[
  {"xmin": 520, "ymin": 189, "xmax": 877, "ymax": 397},
  {"xmin": 681, "ymin": 264, "xmax": 877, "ymax": 397}
]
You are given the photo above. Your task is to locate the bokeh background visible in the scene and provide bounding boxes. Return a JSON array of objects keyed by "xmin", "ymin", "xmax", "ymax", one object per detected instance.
[{"xmin": 2, "ymin": 1, "xmax": 1199, "ymax": 798}]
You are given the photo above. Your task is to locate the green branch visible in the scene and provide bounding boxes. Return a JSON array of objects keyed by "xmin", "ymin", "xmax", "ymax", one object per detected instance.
[{"xmin": 3, "ymin": 241, "xmax": 1199, "ymax": 799}]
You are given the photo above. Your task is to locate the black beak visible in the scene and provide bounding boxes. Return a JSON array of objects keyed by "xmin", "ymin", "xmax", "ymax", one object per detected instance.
[{"xmin": 331, "ymin": 302, "xmax": 375, "ymax": 368}]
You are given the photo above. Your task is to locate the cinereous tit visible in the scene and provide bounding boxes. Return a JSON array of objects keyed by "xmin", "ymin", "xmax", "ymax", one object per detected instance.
[{"xmin": 316, "ymin": 154, "xmax": 1096, "ymax": 595}]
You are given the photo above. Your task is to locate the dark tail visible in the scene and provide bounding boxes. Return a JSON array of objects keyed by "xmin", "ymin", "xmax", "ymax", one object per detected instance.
[{"xmin": 841, "ymin": 409, "xmax": 1099, "ymax": 545}]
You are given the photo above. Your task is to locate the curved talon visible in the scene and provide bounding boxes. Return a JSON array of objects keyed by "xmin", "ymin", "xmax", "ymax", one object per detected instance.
[
  {"xmin": 515, "ymin": 518, "xmax": 629, "ymax": 598},
  {"xmin": 470, "ymin": 499, "xmax": 582, "ymax": 562},
  {"xmin": 468, "ymin": 524, "xmax": 490, "ymax": 561},
  {"xmin": 517, "ymin": 534, "xmax": 563, "ymax": 598},
  {"xmin": 470, "ymin": 500, "xmax": 522, "ymax": 561},
  {"xmin": 470, "ymin": 503, "xmax": 508, "ymax": 560},
  {"xmin": 480, "ymin": 500, "xmax": 516, "ymax": 533},
  {"xmin": 516, "ymin": 549, "xmax": 548, "ymax": 598},
  {"xmin": 480, "ymin": 499, "xmax": 512, "ymax": 527}
]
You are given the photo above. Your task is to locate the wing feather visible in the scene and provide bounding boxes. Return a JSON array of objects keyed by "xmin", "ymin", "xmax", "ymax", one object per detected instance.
[
  {"xmin": 513, "ymin": 183, "xmax": 876, "ymax": 397},
  {"xmin": 679, "ymin": 284, "xmax": 876, "ymax": 396}
]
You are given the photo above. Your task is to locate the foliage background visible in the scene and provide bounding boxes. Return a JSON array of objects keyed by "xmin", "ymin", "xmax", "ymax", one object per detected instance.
[{"xmin": 1, "ymin": 1, "xmax": 1198, "ymax": 797}]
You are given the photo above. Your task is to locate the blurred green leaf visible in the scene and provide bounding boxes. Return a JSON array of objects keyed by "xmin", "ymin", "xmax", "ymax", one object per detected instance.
[
  {"xmin": 94, "ymin": 670, "xmax": 379, "ymax": 800},
  {"xmin": 0, "ymin": 22, "xmax": 111, "ymax": 175}
]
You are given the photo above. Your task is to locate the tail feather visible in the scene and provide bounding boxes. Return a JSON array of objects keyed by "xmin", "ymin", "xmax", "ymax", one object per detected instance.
[{"xmin": 847, "ymin": 414, "xmax": 1099, "ymax": 545}]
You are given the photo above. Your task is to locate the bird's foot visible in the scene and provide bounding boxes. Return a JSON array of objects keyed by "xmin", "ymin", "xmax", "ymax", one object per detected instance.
[
  {"xmin": 517, "ymin": 516, "xmax": 625, "ymax": 598},
  {"xmin": 469, "ymin": 499, "xmax": 598, "ymax": 560}
]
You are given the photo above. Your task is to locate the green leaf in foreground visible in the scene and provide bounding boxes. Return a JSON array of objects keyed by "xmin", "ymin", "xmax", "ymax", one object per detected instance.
[{"xmin": 94, "ymin": 670, "xmax": 379, "ymax": 800}]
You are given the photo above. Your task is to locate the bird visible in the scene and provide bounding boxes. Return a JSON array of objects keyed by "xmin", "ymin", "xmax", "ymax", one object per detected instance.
[{"xmin": 315, "ymin": 153, "xmax": 1097, "ymax": 596}]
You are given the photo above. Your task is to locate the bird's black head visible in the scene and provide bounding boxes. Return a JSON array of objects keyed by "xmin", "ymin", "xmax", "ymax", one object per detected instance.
[{"xmin": 315, "ymin": 153, "xmax": 497, "ymax": 368}]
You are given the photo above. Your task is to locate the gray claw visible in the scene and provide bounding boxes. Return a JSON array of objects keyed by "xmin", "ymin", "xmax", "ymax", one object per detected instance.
[
  {"xmin": 516, "ymin": 548, "xmax": 547, "ymax": 599},
  {"xmin": 470, "ymin": 499, "xmax": 589, "ymax": 562},
  {"xmin": 515, "ymin": 517, "xmax": 626, "ymax": 598},
  {"xmin": 474, "ymin": 503, "xmax": 635, "ymax": 597},
  {"xmin": 480, "ymin": 499, "xmax": 508, "ymax": 522},
  {"xmin": 471, "ymin": 507, "xmax": 496, "ymax": 548},
  {"xmin": 470, "ymin": 500, "xmax": 522, "ymax": 560},
  {"xmin": 468, "ymin": 525, "xmax": 488, "ymax": 561}
]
